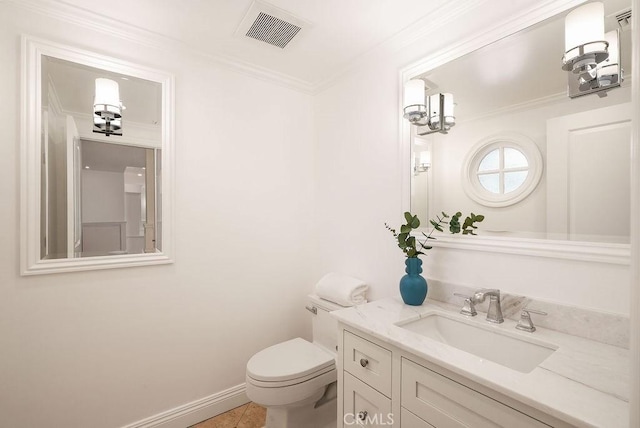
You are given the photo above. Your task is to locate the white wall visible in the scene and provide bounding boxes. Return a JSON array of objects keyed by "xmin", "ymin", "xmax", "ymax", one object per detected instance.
[
  {"xmin": 313, "ymin": 0, "xmax": 630, "ymax": 315},
  {"xmin": 0, "ymin": 3, "xmax": 315, "ymax": 428}
]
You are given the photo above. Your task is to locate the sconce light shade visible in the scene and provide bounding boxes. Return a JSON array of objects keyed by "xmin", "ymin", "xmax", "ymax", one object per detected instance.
[
  {"xmin": 94, "ymin": 78, "xmax": 122, "ymax": 118},
  {"xmin": 564, "ymin": 2, "xmax": 606, "ymax": 61},
  {"xmin": 443, "ymin": 93, "xmax": 455, "ymax": 126},
  {"xmin": 597, "ymin": 30, "xmax": 620, "ymax": 87},
  {"xmin": 404, "ymin": 79, "xmax": 425, "ymax": 107},
  {"xmin": 403, "ymin": 79, "xmax": 428, "ymax": 124},
  {"xmin": 93, "ymin": 78, "xmax": 123, "ymax": 136},
  {"xmin": 562, "ymin": 2, "xmax": 609, "ymax": 85}
]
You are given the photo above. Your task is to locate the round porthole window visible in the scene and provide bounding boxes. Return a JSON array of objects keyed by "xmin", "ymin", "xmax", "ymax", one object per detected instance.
[{"xmin": 462, "ymin": 133, "xmax": 542, "ymax": 207}]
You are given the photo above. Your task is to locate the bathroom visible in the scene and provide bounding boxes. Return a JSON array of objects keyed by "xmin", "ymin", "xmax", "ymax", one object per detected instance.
[{"xmin": 0, "ymin": 0, "xmax": 638, "ymax": 427}]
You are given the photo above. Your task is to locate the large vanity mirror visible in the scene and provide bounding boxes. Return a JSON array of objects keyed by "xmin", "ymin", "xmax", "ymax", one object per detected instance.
[
  {"xmin": 21, "ymin": 37, "xmax": 174, "ymax": 275},
  {"xmin": 401, "ymin": 0, "xmax": 632, "ymax": 263}
]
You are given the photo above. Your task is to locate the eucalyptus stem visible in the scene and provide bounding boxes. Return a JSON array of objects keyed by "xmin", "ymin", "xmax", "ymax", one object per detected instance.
[{"xmin": 386, "ymin": 211, "xmax": 484, "ymax": 258}]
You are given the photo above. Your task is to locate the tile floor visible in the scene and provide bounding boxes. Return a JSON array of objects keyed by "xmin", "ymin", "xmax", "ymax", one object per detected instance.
[{"xmin": 190, "ymin": 402, "xmax": 266, "ymax": 428}]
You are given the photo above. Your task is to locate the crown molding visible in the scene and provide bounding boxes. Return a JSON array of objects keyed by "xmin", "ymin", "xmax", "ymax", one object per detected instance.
[{"xmin": 6, "ymin": 0, "xmax": 316, "ymax": 94}]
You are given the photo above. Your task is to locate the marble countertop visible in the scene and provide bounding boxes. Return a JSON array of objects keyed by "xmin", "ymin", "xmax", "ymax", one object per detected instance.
[{"xmin": 332, "ymin": 297, "xmax": 629, "ymax": 428}]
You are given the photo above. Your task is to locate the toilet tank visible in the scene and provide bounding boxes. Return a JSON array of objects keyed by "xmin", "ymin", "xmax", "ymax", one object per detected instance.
[{"xmin": 308, "ymin": 294, "xmax": 344, "ymax": 354}]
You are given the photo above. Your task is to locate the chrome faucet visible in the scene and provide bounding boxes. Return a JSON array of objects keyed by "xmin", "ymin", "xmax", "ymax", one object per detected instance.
[
  {"xmin": 472, "ymin": 289, "xmax": 504, "ymax": 324},
  {"xmin": 516, "ymin": 307, "xmax": 547, "ymax": 332}
]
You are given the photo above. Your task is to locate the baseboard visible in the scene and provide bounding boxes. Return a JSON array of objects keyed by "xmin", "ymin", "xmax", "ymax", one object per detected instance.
[{"xmin": 121, "ymin": 383, "xmax": 249, "ymax": 428}]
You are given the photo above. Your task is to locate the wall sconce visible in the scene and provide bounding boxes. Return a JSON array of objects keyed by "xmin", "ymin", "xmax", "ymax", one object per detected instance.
[
  {"xmin": 403, "ymin": 79, "xmax": 455, "ymax": 135},
  {"xmin": 93, "ymin": 78, "xmax": 124, "ymax": 136},
  {"xmin": 596, "ymin": 30, "xmax": 621, "ymax": 87},
  {"xmin": 562, "ymin": 2, "xmax": 625, "ymax": 98},
  {"xmin": 414, "ymin": 151, "xmax": 431, "ymax": 174}
]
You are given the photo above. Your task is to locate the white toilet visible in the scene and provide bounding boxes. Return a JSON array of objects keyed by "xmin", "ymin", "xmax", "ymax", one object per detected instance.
[{"xmin": 246, "ymin": 294, "xmax": 342, "ymax": 428}]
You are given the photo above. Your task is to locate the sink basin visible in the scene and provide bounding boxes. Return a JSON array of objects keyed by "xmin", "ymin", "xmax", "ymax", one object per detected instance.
[{"xmin": 396, "ymin": 312, "xmax": 557, "ymax": 373}]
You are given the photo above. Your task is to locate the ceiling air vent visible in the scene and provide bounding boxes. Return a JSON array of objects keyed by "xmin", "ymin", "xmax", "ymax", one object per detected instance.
[
  {"xmin": 246, "ymin": 12, "xmax": 301, "ymax": 49},
  {"xmin": 236, "ymin": 1, "xmax": 309, "ymax": 49}
]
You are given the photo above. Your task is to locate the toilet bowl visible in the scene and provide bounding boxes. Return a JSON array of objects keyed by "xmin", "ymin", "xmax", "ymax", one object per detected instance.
[{"xmin": 245, "ymin": 295, "xmax": 343, "ymax": 428}]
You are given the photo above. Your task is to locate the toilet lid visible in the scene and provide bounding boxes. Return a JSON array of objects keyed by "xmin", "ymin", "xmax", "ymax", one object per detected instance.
[{"xmin": 247, "ymin": 338, "xmax": 335, "ymax": 382}]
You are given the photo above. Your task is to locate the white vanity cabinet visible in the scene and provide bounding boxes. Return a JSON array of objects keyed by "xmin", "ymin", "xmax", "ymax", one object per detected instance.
[
  {"xmin": 337, "ymin": 326, "xmax": 571, "ymax": 428},
  {"xmin": 341, "ymin": 331, "xmax": 393, "ymax": 427},
  {"xmin": 400, "ymin": 358, "xmax": 551, "ymax": 428}
]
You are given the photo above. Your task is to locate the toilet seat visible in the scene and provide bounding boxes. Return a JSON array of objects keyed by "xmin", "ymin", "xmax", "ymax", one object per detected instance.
[{"xmin": 246, "ymin": 338, "xmax": 335, "ymax": 387}]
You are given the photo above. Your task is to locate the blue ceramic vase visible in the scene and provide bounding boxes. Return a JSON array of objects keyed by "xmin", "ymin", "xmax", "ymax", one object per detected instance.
[{"xmin": 399, "ymin": 258, "xmax": 428, "ymax": 306}]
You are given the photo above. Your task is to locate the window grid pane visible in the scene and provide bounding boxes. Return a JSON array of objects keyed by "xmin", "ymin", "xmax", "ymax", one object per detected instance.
[
  {"xmin": 504, "ymin": 147, "xmax": 528, "ymax": 169},
  {"xmin": 504, "ymin": 171, "xmax": 528, "ymax": 193},
  {"xmin": 478, "ymin": 173, "xmax": 500, "ymax": 193},
  {"xmin": 477, "ymin": 146, "xmax": 529, "ymax": 195},
  {"xmin": 478, "ymin": 149, "xmax": 500, "ymax": 172}
]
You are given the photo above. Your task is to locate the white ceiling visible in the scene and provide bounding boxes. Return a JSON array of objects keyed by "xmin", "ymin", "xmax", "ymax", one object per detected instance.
[
  {"xmin": 40, "ymin": 0, "xmax": 632, "ymax": 120},
  {"xmin": 49, "ymin": 0, "xmax": 451, "ymax": 87}
]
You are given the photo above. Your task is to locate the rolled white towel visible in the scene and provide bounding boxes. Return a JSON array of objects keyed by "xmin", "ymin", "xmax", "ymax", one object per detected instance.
[{"xmin": 315, "ymin": 272, "xmax": 368, "ymax": 307}]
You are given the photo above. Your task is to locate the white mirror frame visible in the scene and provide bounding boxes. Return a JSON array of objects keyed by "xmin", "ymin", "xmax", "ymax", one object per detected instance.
[
  {"xmin": 398, "ymin": 0, "xmax": 630, "ymax": 266},
  {"xmin": 20, "ymin": 36, "xmax": 175, "ymax": 275}
]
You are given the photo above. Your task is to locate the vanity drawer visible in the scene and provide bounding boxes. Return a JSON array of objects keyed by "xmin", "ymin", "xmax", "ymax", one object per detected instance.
[
  {"xmin": 343, "ymin": 372, "xmax": 392, "ymax": 427},
  {"xmin": 401, "ymin": 407, "xmax": 435, "ymax": 428},
  {"xmin": 401, "ymin": 358, "xmax": 550, "ymax": 428},
  {"xmin": 343, "ymin": 330, "xmax": 392, "ymax": 396}
]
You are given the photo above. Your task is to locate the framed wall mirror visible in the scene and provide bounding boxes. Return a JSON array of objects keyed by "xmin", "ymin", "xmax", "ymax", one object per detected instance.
[
  {"xmin": 21, "ymin": 37, "xmax": 174, "ymax": 275},
  {"xmin": 400, "ymin": 0, "xmax": 632, "ymax": 264}
]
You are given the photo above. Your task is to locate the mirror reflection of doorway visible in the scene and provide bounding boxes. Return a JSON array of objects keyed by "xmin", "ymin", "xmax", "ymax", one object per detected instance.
[
  {"xmin": 79, "ymin": 140, "xmax": 158, "ymax": 257},
  {"xmin": 42, "ymin": 130, "xmax": 160, "ymax": 259}
]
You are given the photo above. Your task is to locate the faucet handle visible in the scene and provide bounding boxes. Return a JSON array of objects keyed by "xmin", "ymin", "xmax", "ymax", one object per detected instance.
[
  {"xmin": 516, "ymin": 308, "xmax": 547, "ymax": 333},
  {"xmin": 453, "ymin": 293, "xmax": 477, "ymax": 317}
]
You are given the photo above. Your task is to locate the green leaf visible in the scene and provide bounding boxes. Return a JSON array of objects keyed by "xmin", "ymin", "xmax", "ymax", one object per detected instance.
[{"xmin": 388, "ymin": 210, "xmax": 484, "ymax": 257}]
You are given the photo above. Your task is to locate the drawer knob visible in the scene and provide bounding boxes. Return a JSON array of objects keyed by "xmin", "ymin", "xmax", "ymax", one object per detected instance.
[
  {"xmin": 357, "ymin": 410, "xmax": 368, "ymax": 421},
  {"xmin": 359, "ymin": 358, "xmax": 369, "ymax": 367}
]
